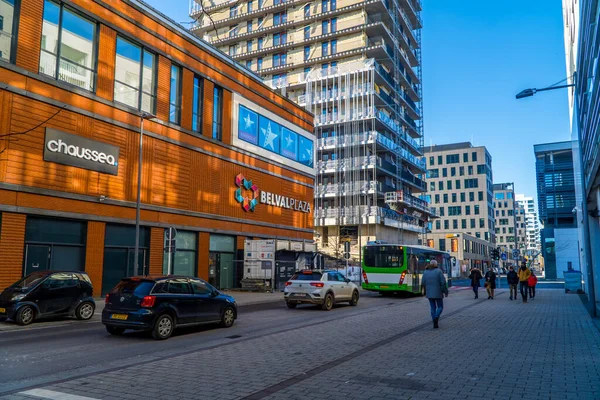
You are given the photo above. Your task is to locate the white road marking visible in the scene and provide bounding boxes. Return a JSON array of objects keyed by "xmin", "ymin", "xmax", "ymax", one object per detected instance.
[{"xmin": 19, "ymin": 389, "xmax": 100, "ymax": 400}]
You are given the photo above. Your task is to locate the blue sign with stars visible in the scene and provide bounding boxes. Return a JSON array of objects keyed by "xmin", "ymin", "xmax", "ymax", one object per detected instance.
[
  {"xmin": 280, "ymin": 127, "xmax": 298, "ymax": 161},
  {"xmin": 238, "ymin": 105, "xmax": 259, "ymax": 145},
  {"xmin": 258, "ymin": 115, "xmax": 281, "ymax": 153},
  {"xmin": 298, "ymin": 135, "xmax": 313, "ymax": 167}
]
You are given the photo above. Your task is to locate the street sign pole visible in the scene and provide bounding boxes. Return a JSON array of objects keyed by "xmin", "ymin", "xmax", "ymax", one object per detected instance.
[{"xmin": 166, "ymin": 227, "xmax": 177, "ymax": 275}]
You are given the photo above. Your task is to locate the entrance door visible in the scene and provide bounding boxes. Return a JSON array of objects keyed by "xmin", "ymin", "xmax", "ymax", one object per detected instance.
[
  {"xmin": 219, "ymin": 253, "xmax": 234, "ymax": 290},
  {"xmin": 24, "ymin": 245, "xmax": 51, "ymax": 275}
]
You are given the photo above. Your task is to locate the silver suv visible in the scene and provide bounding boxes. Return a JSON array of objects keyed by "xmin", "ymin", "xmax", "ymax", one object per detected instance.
[{"xmin": 284, "ymin": 270, "xmax": 360, "ymax": 310}]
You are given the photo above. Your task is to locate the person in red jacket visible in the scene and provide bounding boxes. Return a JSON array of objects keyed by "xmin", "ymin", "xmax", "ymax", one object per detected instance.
[{"xmin": 528, "ymin": 271, "xmax": 538, "ymax": 300}]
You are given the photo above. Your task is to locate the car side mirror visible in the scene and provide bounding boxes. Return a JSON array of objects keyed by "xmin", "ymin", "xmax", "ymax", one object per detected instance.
[
  {"xmin": 345, "ymin": 278, "xmax": 351, "ymax": 283},
  {"xmin": 211, "ymin": 289, "xmax": 219, "ymax": 298}
]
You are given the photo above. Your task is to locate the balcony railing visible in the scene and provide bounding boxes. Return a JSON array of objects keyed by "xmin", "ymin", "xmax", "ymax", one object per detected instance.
[
  {"xmin": 314, "ymin": 206, "xmax": 426, "ymax": 231},
  {"xmin": 315, "ymin": 180, "xmax": 377, "ymax": 197}
]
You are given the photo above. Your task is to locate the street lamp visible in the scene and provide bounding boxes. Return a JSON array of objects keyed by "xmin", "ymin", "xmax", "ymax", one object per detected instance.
[
  {"xmin": 516, "ymin": 78, "xmax": 596, "ymax": 317},
  {"xmin": 133, "ymin": 111, "xmax": 156, "ymax": 276}
]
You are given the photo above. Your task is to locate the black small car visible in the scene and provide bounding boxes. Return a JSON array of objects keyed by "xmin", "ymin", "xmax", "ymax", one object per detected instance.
[
  {"xmin": 102, "ymin": 276, "xmax": 237, "ymax": 340},
  {"xmin": 0, "ymin": 271, "xmax": 96, "ymax": 325}
]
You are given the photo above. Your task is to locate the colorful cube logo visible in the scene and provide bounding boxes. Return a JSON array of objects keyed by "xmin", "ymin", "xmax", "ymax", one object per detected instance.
[{"xmin": 234, "ymin": 173, "xmax": 259, "ymax": 212}]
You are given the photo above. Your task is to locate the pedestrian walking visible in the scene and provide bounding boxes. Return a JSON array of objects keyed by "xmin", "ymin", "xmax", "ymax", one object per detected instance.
[
  {"xmin": 468, "ymin": 267, "xmax": 483, "ymax": 299},
  {"xmin": 507, "ymin": 266, "xmax": 519, "ymax": 300},
  {"xmin": 421, "ymin": 260, "xmax": 449, "ymax": 329},
  {"xmin": 484, "ymin": 268, "xmax": 497, "ymax": 299},
  {"xmin": 528, "ymin": 271, "xmax": 538, "ymax": 300},
  {"xmin": 518, "ymin": 262, "xmax": 532, "ymax": 303}
]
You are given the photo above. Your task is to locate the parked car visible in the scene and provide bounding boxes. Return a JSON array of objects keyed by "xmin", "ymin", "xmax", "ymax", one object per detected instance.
[
  {"xmin": 0, "ymin": 271, "xmax": 96, "ymax": 325},
  {"xmin": 102, "ymin": 276, "xmax": 237, "ymax": 340},
  {"xmin": 284, "ymin": 270, "xmax": 360, "ymax": 310}
]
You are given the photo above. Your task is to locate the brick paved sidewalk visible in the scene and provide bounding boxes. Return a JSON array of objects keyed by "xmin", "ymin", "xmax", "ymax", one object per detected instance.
[{"xmin": 4, "ymin": 289, "xmax": 600, "ymax": 400}]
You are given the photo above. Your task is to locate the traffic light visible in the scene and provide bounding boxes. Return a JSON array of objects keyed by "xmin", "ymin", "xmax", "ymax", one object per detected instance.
[{"xmin": 343, "ymin": 241, "xmax": 350, "ymax": 260}]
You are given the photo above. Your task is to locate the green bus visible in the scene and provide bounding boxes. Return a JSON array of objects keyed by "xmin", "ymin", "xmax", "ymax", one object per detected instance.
[{"xmin": 361, "ymin": 242, "xmax": 452, "ymax": 294}]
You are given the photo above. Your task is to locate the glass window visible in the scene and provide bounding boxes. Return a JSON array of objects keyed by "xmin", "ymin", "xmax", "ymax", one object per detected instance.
[
  {"xmin": 438, "ymin": 155, "xmax": 442, "ymax": 164},
  {"xmin": 430, "ymin": 182, "xmax": 435, "ymax": 192},
  {"xmin": 331, "ymin": 17, "xmax": 337, "ymax": 32},
  {"xmin": 25, "ymin": 217, "xmax": 86, "ymax": 245},
  {"xmin": 465, "ymin": 205, "xmax": 471, "ymax": 215},
  {"xmin": 468, "ymin": 165, "xmax": 473, "ymax": 175},
  {"xmin": 475, "ymin": 205, "xmax": 480, "ymax": 215},
  {"xmin": 322, "ymin": 0, "xmax": 328, "ymax": 12},
  {"xmin": 44, "ymin": 273, "xmax": 77, "ymax": 289},
  {"xmin": 444, "ymin": 220, "xmax": 449, "ymax": 229},
  {"xmin": 192, "ymin": 76, "xmax": 204, "ymax": 132},
  {"xmin": 247, "ymin": 0, "xmax": 253, "ymax": 12},
  {"xmin": 229, "ymin": 5, "xmax": 238, "ymax": 17},
  {"xmin": 114, "ymin": 36, "xmax": 156, "ymax": 113},
  {"xmin": 479, "ymin": 191, "xmax": 484, "ymax": 201},
  {"xmin": 191, "ymin": 279, "xmax": 212, "ymax": 295},
  {"xmin": 443, "ymin": 194, "xmax": 448, "ymax": 203},
  {"xmin": 452, "ymin": 193, "xmax": 457, "ymax": 203},
  {"xmin": 322, "ymin": 20, "xmax": 329, "ymax": 35},
  {"xmin": 209, "ymin": 234, "xmax": 235, "ymax": 252},
  {"xmin": 0, "ymin": 0, "xmax": 19, "ymax": 62},
  {"xmin": 456, "ymin": 180, "xmax": 461, "ymax": 189},
  {"xmin": 435, "ymin": 194, "xmax": 440, "ymax": 203},
  {"xmin": 247, "ymin": 40, "xmax": 252, "ymax": 52},
  {"xmin": 331, "ymin": 39, "xmax": 337, "ymax": 54},
  {"xmin": 429, "ymin": 156, "xmax": 434, "ymax": 166},
  {"xmin": 471, "ymin": 219, "xmax": 476, "ymax": 228},
  {"xmin": 247, "ymin": 21, "xmax": 253, "ymax": 33},
  {"xmin": 258, "ymin": 37, "xmax": 263, "ymax": 49},
  {"xmin": 460, "ymin": 193, "xmax": 465, "ymax": 202},
  {"xmin": 453, "ymin": 220, "xmax": 458, "ymax": 229},
  {"xmin": 304, "ymin": 26, "xmax": 310, "ymax": 39},
  {"xmin": 442, "ymin": 168, "xmax": 447, "ymax": 177},
  {"xmin": 257, "ymin": 57, "xmax": 263, "ymax": 70},
  {"xmin": 462, "ymin": 219, "xmax": 467, "ymax": 229},
  {"xmin": 472, "ymin": 152, "xmax": 478, "ymax": 162},
  {"xmin": 435, "ymin": 220, "xmax": 441, "ymax": 230},
  {"xmin": 451, "ymin": 167, "xmax": 456, "ymax": 176},
  {"xmin": 163, "ymin": 230, "xmax": 197, "ymax": 276},
  {"xmin": 212, "ymin": 86, "xmax": 223, "ymax": 140},
  {"xmin": 363, "ymin": 246, "xmax": 404, "ymax": 268},
  {"xmin": 169, "ymin": 64, "xmax": 181, "ymax": 124},
  {"xmin": 322, "ymin": 42, "xmax": 328, "ymax": 57},
  {"xmin": 438, "ymin": 181, "xmax": 443, "ymax": 190},
  {"xmin": 40, "ymin": 1, "xmax": 97, "ymax": 91},
  {"xmin": 167, "ymin": 279, "xmax": 192, "ymax": 294},
  {"xmin": 459, "ymin": 166, "xmax": 464, "ymax": 176},
  {"xmin": 304, "ymin": 4, "xmax": 310, "ymax": 17},
  {"xmin": 447, "ymin": 181, "xmax": 452, "ymax": 190}
]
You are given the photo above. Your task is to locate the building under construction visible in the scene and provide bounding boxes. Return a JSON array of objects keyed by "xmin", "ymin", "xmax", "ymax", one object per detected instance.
[{"xmin": 190, "ymin": 0, "xmax": 434, "ymax": 262}]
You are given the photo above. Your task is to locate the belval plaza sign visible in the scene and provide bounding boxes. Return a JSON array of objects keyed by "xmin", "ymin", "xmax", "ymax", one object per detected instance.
[
  {"xmin": 234, "ymin": 174, "xmax": 310, "ymax": 213},
  {"xmin": 260, "ymin": 190, "xmax": 311, "ymax": 213}
]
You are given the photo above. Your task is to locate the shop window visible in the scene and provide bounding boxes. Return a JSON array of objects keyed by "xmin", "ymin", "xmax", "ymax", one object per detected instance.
[
  {"xmin": 163, "ymin": 230, "xmax": 197, "ymax": 277},
  {"xmin": 0, "ymin": 0, "xmax": 19, "ymax": 63},
  {"xmin": 23, "ymin": 217, "xmax": 87, "ymax": 276},
  {"xmin": 169, "ymin": 64, "xmax": 182, "ymax": 124},
  {"xmin": 40, "ymin": 0, "xmax": 97, "ymax": 91},
  {"xmin": 192, "ymin": 75, "xmax": 203, "ymax": 133},
  {"xmin": 114, "ymin": 36, "xmax": 157, "ymax": 113},
  {"xmin": 212, "ymin": 86, "xmax": 223, "ymax": 141}
]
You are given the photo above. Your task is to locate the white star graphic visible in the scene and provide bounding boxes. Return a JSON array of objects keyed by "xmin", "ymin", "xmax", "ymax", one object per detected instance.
[
  {"xmin": 284, "ymin": 132, "xmax": 294, "ymax": 148},
  {"xmin": 243, "ymin": 112, "xmax": 255, "ymax": 129},
  {"xmin": 261, "ymin": 122, "xmax": 277, "ymax": 150},
  {"xmin": 305, "ymin": 148, "xmax": 313, "ymax": 163}
]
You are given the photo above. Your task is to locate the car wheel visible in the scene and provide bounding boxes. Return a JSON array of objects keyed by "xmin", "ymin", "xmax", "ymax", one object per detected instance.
[
  {"xmin": 286, "ymin": 302, "xmax": 297, "ymax": 309},
  {"xmin": 152, "ymin": 314, "xmax": 174, "ymax": 340},
  {"xmin": 220, "ymin": 307, "xmax": 235, "ymax": 328},
  {"xmin": 75, "ymin": 302, "xmax": 95, "ymax": 320},
  {"xmin": 321, "ymin": 293, "xmax": 334, "ymax": 311},
  {"xmin": 106, "ymin": 325, "xmax": 126, "ymax": 336},
  {"xmin": 349, "ymin": 290, "xmax": 360, "ymax": 306},
  {"xmin": 15, "ymin": 306, "xmax": 35, "ymax": 326}
]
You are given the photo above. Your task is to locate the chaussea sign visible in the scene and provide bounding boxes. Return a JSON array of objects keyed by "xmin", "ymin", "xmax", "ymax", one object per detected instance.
[{"xmin": 44, "ymin": 128, "xmax": 120, "ymax": 176}]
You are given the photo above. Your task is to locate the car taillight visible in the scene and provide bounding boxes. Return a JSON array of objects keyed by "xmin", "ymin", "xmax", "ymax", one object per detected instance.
[
  {"xmin": 105, "ymin": 294, "xmax": 109, "ymax": 304},
  {"xmin": 140, "ymin": 295, "xmax": 156, "ymax": 307},
  {"xmin": 310, "ymin": 282, "xmax": 324, "ymax": 287},
  {"xmin": 285, "ymin": 281, "xmax": 292, "ymax": 286},
  {"xmin": 362, "ymin": 271, "xmax": 369, "ymax": 284},
  {"xmin": 399, "ymin": 271, "xmax": 407, "ymax": 285}
]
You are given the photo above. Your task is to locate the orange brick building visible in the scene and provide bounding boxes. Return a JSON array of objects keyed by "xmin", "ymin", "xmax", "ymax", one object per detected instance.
[{"xmin": 0, "ymin": 0, "xmax": 314, "ymax": 295}]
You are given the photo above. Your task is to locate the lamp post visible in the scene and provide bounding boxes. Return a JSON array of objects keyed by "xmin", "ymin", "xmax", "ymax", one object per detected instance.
[
  {"xmin": 516, "ymin": 80, "xmax": 596, "ymax": 317},
  {"xmin": 133, "ymin": 111, "xmax": 156, "ymax": 276}
]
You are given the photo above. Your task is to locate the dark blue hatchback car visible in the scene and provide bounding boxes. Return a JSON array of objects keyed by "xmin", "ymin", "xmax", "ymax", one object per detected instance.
[{"xmin": 102, "ymin": 276, "xmax": 237, "ymax": 340}]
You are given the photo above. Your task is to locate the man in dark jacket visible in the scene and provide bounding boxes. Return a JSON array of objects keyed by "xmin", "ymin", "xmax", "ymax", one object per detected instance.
[
  {"xmin": 468, "ymin": 267, "xmax": 483, "ymax": 299},
  {"xmin": 506, "ymin": 266, "xmax": 519, "ymax": 300},
  {"xmin": 484, "ymin": 268, "xmax": 497, "ymax": 299},
  {"xmin": 421, "ymin": 260, "xmax": 449, "ymax": 329}
]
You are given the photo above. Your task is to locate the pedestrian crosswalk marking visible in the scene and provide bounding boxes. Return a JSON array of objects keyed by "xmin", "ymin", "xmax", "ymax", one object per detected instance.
[{"xmin": 19, "ymin": 389, "xmax": 99, "ymax": 400}]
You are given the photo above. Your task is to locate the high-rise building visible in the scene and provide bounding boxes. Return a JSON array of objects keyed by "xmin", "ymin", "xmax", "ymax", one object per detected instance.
[
  {"xmin": 515, "ymin": 202, "xmax": 528, "ymax": 256},
  {"xmin": 424, "ymin": 141, "xmax": 495, "ymax": 243},
  {"xmin": 515, "ymin": 194, "xmax": 541, "ymax": 256},
  {"xmin": 562, "ymin": 0, "xmax": 599, "ymax": 315},
  {"xmin": 534, "ymin": 141, "xmax": 579, "ymax": 279},
  {"xmin": 493, "ymin": 183, "xmax": 519, "ymax": 265},
  {"xmin": 190, "ymin": 0, "xmax": 431, "ymax": 260}
]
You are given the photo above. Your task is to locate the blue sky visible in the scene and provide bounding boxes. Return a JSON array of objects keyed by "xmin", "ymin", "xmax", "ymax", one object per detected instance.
[{"xmin": 144, "ymin": 0, "xmax": 569, "ymax": 202}]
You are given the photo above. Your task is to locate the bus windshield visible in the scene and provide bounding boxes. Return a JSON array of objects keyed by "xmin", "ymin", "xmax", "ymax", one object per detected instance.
[{"xmin": 363, "ymin": 246, "xmax": 404, "ymax": 268}]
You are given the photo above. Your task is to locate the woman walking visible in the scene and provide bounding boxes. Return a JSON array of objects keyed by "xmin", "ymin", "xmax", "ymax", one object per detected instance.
[
  {"xmin": 469, "ymin": 267, "xmax": 483, "ymax": 299},
  {"xmin": 421, "ymin": 260, "xmax": 449, "ymax": 329},
  {"xmin": 484, "ymin": 268, "xmax": 497, "ymax": 299}
]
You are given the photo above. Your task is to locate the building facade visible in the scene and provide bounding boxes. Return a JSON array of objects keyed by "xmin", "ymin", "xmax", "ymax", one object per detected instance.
[
  {"xmin": 515, "ymin": 194, "xmax": 541, "ymax": 257},
  {"xmin": 424, "ymin": 142, "xmax": 495, "ymax": 243},
  {"xmin": 493, "ymin": 182, "xmax": 519, "ymax": 267},
  {"xmin": 0, "ymin": 0, "xmax": 315, "ymax": 295},
  {"xmin": 190, "ymin": 0, "xmax": 432, "ymax": 262},
  {"xmin": 534, "ymin": 141, "xmax": 580, "ymax": 279},
  {"xmin": 515, "ymin": 201, "xmax": 528, "ymax": 256},
  {"xmin": 563, "ymin": 0, "xmax": 600, "ymax": 315}
]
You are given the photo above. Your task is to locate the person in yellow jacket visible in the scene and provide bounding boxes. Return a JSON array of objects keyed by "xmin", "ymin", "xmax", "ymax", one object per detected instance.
[{"xmin": 518, "ymin": 262, "xmax": 532, "ymax": 303}]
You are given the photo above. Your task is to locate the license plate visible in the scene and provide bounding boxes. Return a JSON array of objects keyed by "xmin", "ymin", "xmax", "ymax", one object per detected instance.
[
  {"xmin": 111, "ymin": 314, "xmax": 128, "ymax": 320},
  {"xmin": 380, "ymin": 286, "xmax": 389, "ymax": 289},
  {"xmin": 0, "ymin": 307, "xmax": 5, "ymax": 314},
  {"xmin": 293, "ymin": 293, "xmax": 306, "ymax": 297}
]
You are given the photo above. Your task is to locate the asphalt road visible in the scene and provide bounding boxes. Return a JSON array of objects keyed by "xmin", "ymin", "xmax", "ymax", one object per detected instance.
[{"xmin": 0, "ymin": 291, "xmax": 402, "ymax": 395}]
